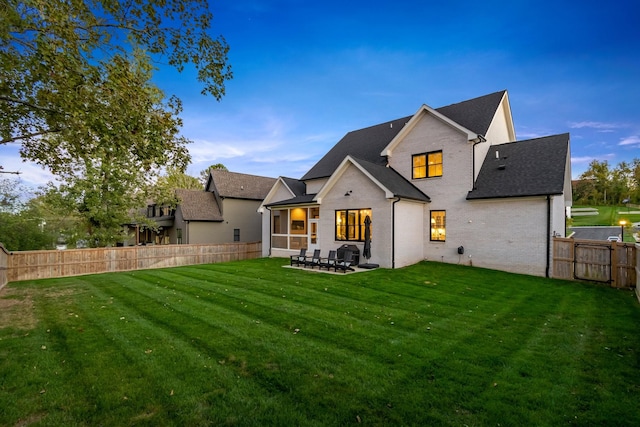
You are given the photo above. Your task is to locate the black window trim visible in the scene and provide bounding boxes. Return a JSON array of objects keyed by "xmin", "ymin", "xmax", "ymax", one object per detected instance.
[
  {"xmin": 412, "ymin": 150, "xmax": 443, "ymax": 180},
  {"xmin": 430, "ymin": 209, "xmax": 446, "ymax": 242},
  {"xmin": 335, "ymin": 208, "xmax": 371, "ymax": 242}
]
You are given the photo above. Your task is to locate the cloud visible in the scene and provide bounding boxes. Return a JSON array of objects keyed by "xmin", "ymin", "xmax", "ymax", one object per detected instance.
[
  {"xmin": 571, "ymin": 154, "xmax": 616, "ymax": 164},
  {"xmin": 517, "ymin": 131, "xmax": 548, "ymax": 139},
  {"xmin": 618, "ymin": 135, "xmax": 640, "ymax": 146},
  {"xmin": 568, "ymin": 121, "xmax": 624, "ymax": 131},
  {"xmin": 0, "ymin": 157, "xmax": 56, "ymax": 188}
]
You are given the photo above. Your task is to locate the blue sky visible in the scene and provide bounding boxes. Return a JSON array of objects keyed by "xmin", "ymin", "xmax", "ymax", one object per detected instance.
[{"xmin": 3, "ymin": 0, "xmax": 639, "ymax": 186}]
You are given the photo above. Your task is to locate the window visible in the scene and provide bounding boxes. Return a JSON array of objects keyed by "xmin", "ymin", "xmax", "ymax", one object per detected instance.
[
  {"xmin": 430, "ymin": 210, "xmax": 446, "ymax": 241},
  {"xmin": 290, "ymin": 208, "xmax": 307, "ymax": 234},
  {"xmin": 412, "ymin": 151, "xmax": 443, "ymax": 179},
  {"xmin": 233, "ymin": 228, "xmax": 240, "ymax": 242},
  {"xmin": 272, "ymin": 209, "xmax": 288, "ymax": 234},
  {"xmin": 336, "ymin": 209, "xmax": 371, "ymax": 241},
  {"xmin": 176, "ymin": 228, "xmax": 182, "ymax": 244},
  {"xmin": 271, "ymin": 208, "xmax": 310, "ymax": 250}
]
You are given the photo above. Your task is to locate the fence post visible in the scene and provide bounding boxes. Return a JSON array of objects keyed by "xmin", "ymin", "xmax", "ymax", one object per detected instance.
[
  {"xmin": 610, "ymin": 242, "xmax": 617, "ymax": 288},
  {"xmin": 0, "ymin": 243, "xmax": 8, "ymax": 291}
]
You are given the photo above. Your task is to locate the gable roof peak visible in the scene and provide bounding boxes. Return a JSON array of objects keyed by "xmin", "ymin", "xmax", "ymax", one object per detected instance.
[
  {"xmin": 302, "ymin": 90, "xmax": 510, "ymax": 181},
  {"xmin": 206, "ymin": 169, "xmax": 276, "ymax": 200}
]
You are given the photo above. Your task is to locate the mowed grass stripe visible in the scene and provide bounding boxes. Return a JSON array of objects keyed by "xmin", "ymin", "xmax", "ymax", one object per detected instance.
[
  {"xmin": 110, "ymin": 268, "xmax": 435, "ymax": 380},
  {"xmin": 34, "ymin": 275, "xmax": 319, "ymax": 425},
  {"xmin": 93, "ymin": 270, "xmax": 414, "ymax": 423},
  {"xmin": 142, "ymin": 266, "xmax": 517, "ymax": 365}
]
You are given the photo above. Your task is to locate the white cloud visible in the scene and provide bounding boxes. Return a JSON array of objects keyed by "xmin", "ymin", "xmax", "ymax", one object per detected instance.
[
  {"xmin": 571, "ymin": 153, "xmax": 616, "ymax": 164},
  {"xmin": 0, "ymin": 154, "xmax": 56, "ymax": 188},
  {"xmin": 568, "ymin": 121, "xmax": 624, "ymax": 131},
  {"xmin": 618, "ymin": 135, "xmax": 640, "ymax": 146}
]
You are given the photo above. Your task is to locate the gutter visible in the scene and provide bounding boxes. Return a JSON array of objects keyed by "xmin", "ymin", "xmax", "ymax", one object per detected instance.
[
  {"xmin": 265, "ymin": 206, "xmax": 272, "ymax": 256},
  {"xmin": 391, "ymin": 197, "xmax": 401, "ymax": 268},
  {"xmin": 471, "ymin": 134, "xmax": 487, "ymax": 190}
]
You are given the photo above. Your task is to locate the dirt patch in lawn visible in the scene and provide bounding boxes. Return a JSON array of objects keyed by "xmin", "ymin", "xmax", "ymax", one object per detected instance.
[{"xmin": 0, "ymin": 286, "xmax": 36, "ymax": 330}]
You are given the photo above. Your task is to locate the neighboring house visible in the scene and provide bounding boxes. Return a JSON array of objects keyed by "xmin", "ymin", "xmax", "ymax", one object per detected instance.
[
  {"xmin": 259, "ymin": 90, "xmax": 572, "ymax": 277},
  {"xmin": 134, "ymin": 170, "xmax": 276, "ymax": 245}
]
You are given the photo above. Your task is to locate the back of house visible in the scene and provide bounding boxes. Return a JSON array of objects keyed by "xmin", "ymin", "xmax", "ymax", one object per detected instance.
[{"xmin": 260, "ymin": 90, "xmax": 571, "ymax": 277}]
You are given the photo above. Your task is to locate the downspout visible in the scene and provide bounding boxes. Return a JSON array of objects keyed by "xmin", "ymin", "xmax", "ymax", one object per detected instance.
[
  {"xmin": 185, "ymin": 220, "xmax": 189, "ymax": 244},
  {"xmin": 265, "ymin": 206, "xmax": 272, "ymax": 256},
  {"xmin": 546, "ymin": 195, "xmax": 551, "ymax": 278},
  {"xmin": 391, "ymin": 197, "xmax": 401, "ymax": 268},
  {"xmin": 471, "ymin": 135, "xmax": 487, "ymax": 190}
]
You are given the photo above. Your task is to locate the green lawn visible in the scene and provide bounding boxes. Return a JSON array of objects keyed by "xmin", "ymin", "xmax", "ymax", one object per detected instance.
[
  {"xmin": 571, "ymin": 204, "xmax": 640, "ymax": 231},
  {"xmin": 1, "ymin": 259, "xmax": 639, "ymax": 426}
]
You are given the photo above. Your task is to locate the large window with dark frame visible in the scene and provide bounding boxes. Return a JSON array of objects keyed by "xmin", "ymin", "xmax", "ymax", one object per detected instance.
[
  {"xmin": 412, "ymin": 150, "xmax": 443, "ymax": 179},
  {"xmin": 430, "ymin": 210, "xmax": 446, "ymax": 241},
  {"xmin": 335, "ymin": 209, "xmax": 372, "ymax": 241}
]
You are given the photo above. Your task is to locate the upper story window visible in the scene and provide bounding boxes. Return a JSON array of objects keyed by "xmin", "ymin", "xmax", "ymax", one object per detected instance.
[{"xmin": 412, "ymin": 151, "xmax": 443, "ymax": 179}]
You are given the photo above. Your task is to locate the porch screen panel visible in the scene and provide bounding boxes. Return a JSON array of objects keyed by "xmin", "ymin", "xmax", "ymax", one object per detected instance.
[{"xmin": 272, "ymin": 210, "xmax": 289, "ymax": 234}]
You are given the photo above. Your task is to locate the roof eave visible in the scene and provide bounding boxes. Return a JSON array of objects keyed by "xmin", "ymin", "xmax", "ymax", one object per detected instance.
[{"xmin": 466, "ymin": 191, "xmax": 564, "ymax": 201}]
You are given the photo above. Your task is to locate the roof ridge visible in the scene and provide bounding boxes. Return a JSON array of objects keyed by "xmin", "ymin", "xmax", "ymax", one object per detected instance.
[{"xmin": 435, "ymin": 90, "xmax": 506, "ymax": 110}]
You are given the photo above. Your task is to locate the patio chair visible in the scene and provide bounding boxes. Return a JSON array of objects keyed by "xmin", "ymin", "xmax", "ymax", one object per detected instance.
[
  {"xmin": 305, "ymin": 249, "xmax": 322, "ymax": 269},
  {"xmin": 290, "ymin": 248, "xmax": 307, "ymax": 266},
  {"xmin": 319, "ymin": 250, "xmax": 337, "ymax": 271},
  {"xmin": 334, "ymin": 250, "xmax": 355, "ymax": 273}
]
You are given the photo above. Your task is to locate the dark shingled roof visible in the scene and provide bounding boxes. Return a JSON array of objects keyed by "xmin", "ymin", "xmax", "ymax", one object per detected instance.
[
  {"xmin": 436, "ymin": 90, "xmax": 506, "ymax": 136},
  {"xmin": 281, "ymin": 176, "xmax": 307, "ymax": 197},
  {"xmin": 265, "ymin": 193, "xmax": 316, "ymax": 208},
  {"xmin": 466, "ymin": 133, "xmax": 569, "ymax": 200},
  {"xmin": 266, "ymin": 158, "xmax": 430, "ymax": 207},
  {"xmin": 301, "ymin": 91, "xmax": 506, "ymax": 181},
  {"xmin": 207, "ymin": 170, "xmax": 276, "ymax": 200},
  {"xmin": 175, "ymin": 189, "xmax": 223, "ymax": 221},
  {"xmin": 301, "ymin": 115, "xmax": 411, "ymax": 181},
  {"xmin": 352, "ymin": 158, "xmax": 430, "ymax": 202}
]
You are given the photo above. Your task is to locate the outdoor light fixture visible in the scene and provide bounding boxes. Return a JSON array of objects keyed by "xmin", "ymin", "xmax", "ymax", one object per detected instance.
[{"xmin": 620, "ymin": 220, "xmax": 626, "ymax": 242}]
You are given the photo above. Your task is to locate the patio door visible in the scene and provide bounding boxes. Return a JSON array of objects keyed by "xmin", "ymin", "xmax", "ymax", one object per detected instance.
[{"xmin": 308, "ymin": 219, "xmax": 319, "ymax": 251}]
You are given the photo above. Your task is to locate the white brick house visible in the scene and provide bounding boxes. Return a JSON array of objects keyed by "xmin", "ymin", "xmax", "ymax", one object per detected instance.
[{"xmin": 259, "ymin": 91, "xmax": 572, "ymax": 276}]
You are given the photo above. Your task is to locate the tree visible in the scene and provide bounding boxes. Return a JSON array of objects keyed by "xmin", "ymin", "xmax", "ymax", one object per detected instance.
[
  {"xmin": 0, "ymin": 178, "xmax": 55, "ymax": 250},
  {"xmin": 199, "ymin": 163, "xmax": 228, "ymax": 184},
  {"xmin": 1, "ymin": 1, "xmax": 232, "ymax": 245},
  {"xmin": 578, "ymin": 160, "xmax": 612, "ymax": 204},
  {"xmin": 154, "ymin": 167, "xmax": 203, "ymax": 208},
  {"xmin": 574, "ymin": 158, "xmax": 640, "ymax": 205}
]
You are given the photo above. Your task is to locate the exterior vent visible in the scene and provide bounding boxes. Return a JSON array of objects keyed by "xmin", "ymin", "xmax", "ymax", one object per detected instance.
[{"xmin": 498, "ymin": 164, "xmax": 506, "ymax": 170}]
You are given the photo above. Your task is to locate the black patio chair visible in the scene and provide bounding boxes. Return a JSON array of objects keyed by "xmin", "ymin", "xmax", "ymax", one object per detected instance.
[
  {"xmin": 305, "ymin": 249, "xmax": 322, "ymax": 269},
  {"xmin": 290, "ymin": 248, "xmax": 307, "ymax": 266},
  {"xmin": 334, "ymin": 250, "xmax": 355, "ymax": 273},
  {"xmin": 319, "ymin": 250, "xmax": 337, "ymax": 271}
]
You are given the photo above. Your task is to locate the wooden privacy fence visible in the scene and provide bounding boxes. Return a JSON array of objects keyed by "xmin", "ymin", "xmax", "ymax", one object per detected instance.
[
  {"xmin": 0, "ymin": 242, "xmax": 261, "ymax": 285},
  {"xmin": 552, "ymin": 237, "xmax": 637, "ymax": 289}
]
